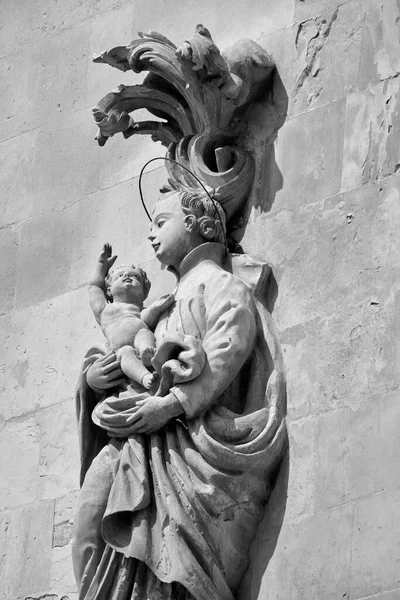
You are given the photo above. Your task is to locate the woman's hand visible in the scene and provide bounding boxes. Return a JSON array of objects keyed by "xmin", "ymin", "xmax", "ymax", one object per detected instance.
[
  {"xmin": 87, "ymin": 351, "xmax": 125, "ymax": 390},
  {"xmin": 126, "ymin": 393, "xmax": 183, "ymax": 434}
]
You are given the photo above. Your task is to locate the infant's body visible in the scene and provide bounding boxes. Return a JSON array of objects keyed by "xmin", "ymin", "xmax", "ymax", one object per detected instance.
[
  {"xmin": 101, "ymin": 302, "xmax": 149, "ymax": 351},
  {"xmin": 89, "ymin": 244, "xmax": 164, "ymax": 390}
]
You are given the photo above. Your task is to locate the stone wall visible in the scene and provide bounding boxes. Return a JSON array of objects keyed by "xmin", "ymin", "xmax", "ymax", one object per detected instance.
[{"xmin": 1, "ymin": 1, "xmax": 399, "ymax": 599}]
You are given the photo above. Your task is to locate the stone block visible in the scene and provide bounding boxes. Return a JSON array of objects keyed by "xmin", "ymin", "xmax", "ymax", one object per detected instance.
[
  {"xmin": 351, "ymin": 489, "xmax": 400, "ymax": 599},
  {"xmin": 0, "ymin": 24, "xmax": 90, "ymax": 143},
  {"xmin": 0, "ymin": 418, "xmax": 40, "ymax": 510},
  {"xmin": 0, "ymin": 130, "xmax": 38, "ymax": 226},
  {"xmin": 245, "ymin": 503, "xmax": 353, "ymax": 600},
  {"xmin": 260, "ymin": 1, "xmax": 362, "ymax": 120},
  {"xmin": 342, "ymin": 78, "xmax": 400, "ymax": 192},
  {"xmin": 28, "ymin": 24, "xmax": 91, "ymax": 123},
  {"xmin": 315, "ymin": 397, "xmax": 380, "ymax": 510},
  {"xmin": 15, "ymin": 208, "xmax": 76, "ymax": 307},
  {"xmin": 292, "ymin": 1, "xmax": 362, "ymax": 116},
  {"xmin": 285, "ymin": 417, "xmax": 317, "ymax": 521},
  {"xmin": 249, "ymin": 417, "xmax": 316, "ymax": 536},
  {"xmin": 378, "ymin": 390, "xmax": 400, "ymax": 493},
  {"xmin": 0, "ymin": 289, "xmax": 102, "ymax": 421},
  {"xmin": 268, "ymin": 99, "xmax": 345, "ymax": 213},
  {"xmin": 49, "ymin": 543, "xmax": 77, "ymax": 595},
  {"xmin": 0, "ymin": 54, "xmax": 36, "ymax": 143},
  {"xmin": 0, "ymin": 500, "xmax": 54, "ymax": 599},
  {"xmin": 360, "ymin": 0, "xmax": 400, "ymax": 86},
  {"xmin": 0, "ymin": 225, "xmax": 18, "ymax": 315},
  {"xmin": 30, "ymin": 110, "xmax": 101, "ymax": 217},
  {"xmin": 36, "ymin": 400, "xmax": 80, "ymax": 500},
  {"xmin": 0, "ymin": 0, "xmax": 93, "ymax": 55}
]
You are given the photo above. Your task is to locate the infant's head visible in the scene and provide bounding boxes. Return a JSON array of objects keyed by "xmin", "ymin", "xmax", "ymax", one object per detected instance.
[{"xmin": 105, "ymin": 265, "xmax": 151, "ymax": 304}]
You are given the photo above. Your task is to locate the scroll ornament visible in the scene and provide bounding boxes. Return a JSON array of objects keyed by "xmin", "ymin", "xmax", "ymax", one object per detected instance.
[{"xmin": 92, "ymin": 25, "xmax": 275, "ymax": 226}]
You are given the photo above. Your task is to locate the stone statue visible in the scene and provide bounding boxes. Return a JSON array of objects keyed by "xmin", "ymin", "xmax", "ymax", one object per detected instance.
[
  {"xmin": 72, "ymin": 25, "xmax": 287, "ymax": 600},
  {"xmin": 72, "ymin": 188, "xmax": 287, "ymax": 600},
  {"xmin": 88, "ymin": 242, "xmax": 173, "ymax": 391}
]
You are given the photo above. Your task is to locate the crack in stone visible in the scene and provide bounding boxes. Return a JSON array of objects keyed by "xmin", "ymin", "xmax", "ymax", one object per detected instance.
[{"xmin": 294, "ymin": 8, "xmax": 339, "ymax": 100}]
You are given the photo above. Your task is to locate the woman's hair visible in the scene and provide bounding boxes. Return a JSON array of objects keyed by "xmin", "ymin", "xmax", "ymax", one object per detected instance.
[{"xmin": 163, "ymin": 188, "xmax": 227, "ymax": 245}]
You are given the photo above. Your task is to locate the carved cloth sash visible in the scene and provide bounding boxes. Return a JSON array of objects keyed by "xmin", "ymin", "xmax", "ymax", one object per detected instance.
[{"xmin": 75, "ymin": 300, "xmax": 287, "ymax": 600}]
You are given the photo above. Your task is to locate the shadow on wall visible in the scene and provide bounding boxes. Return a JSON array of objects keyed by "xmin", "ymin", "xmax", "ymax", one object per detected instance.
[
  {"xmin": 238, "ymin": 448, "xmax": 290, "ymax": 600},
  {"xmin": 234, "ymin": 68, "xmax": 289, "ymax": 599},
  {"xmin": 231, "ymin": 68, "xmax": 288, "ymax": 241}
]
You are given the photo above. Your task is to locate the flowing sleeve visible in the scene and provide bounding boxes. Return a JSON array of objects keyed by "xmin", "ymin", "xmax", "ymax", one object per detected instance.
[{"xmin": 170, "ymin": 271, "xmax": 257, "ymax": 419}]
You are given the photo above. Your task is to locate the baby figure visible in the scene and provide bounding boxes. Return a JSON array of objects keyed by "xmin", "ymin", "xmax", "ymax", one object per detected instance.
[{"xmin": 89, "ymin": 243, "xmax": 171, "ymax": 390}]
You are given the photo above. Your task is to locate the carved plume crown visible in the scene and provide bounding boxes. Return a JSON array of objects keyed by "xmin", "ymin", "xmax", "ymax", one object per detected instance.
[{"xmin": 93, "ymin": 26, "xmax": 275, "ymax": 227}]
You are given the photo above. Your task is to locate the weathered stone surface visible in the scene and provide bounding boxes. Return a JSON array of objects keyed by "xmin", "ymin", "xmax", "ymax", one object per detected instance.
[
  {"xmin": 0, "ymin": 130, "xmax": 38, "ymax": 226},
  {"xmin": 360, "ymin": 0, "xmax": 400, "ymax": 86},
  {"xmin": 291, "ymin": 1, "xmax": 363, "ymax": 116},
  {"xmin": 243, "ymin": 176, "xmax": 400, "ymax": 420},
  {"xmin": 0, "ymin": 500, "xmax": 54, "ymax": 599},
  {"xmin": 245, "ymin": 503, "xmax": 353, "ymax": 600},
  {"xmin": 267, "ymin": 99, "xmax": 345, "ymax": 213},
  {"xmin": 378, "ymin": 389, "xmax": 400, "ymax": 493},
  {"xmin": 0, "ymin": 23, "xmax": 90, "ymax": 144},
  {"xmin": 54, "ymin": 490, "xmax": 79, "ymax": 526},
  {"xmin": 351, "ymin": 489, "xmax": 400, "ymax": 599},
  {"xmin": 0, "ymin": 0, "xmax": 93, "ymax": 54},
  {"xmin": 49, "ymin": 543, "xmax": 77, "ymax": 595},
  {"xmin": 28, "ymin": 24, "xmax": 91, "ymax": 123},
  {"xmin": 97, "ymin": 126, "xmax": 166, "ymax": 190},
  {"xmin": 30, "ymin": 111, "xmax": 101, "ymax": 217},
  {"xmin": 342, "ymin": 78, "xmax": 400, "ymax": 192},
  {"xmin": 86, "ymin": 4, "xmax": 135, "ymax": 107},
  {"xmin": 295, "ymin": 0, "xmax": 352, "ymax": 22},
  {"xmin": 15, "ymin": 208, "xmax": 76, "ymax": 307},
  {"xmin": 0, "ymin": 225, "xmax": 18, "ymax": 315},
  {"xmin": 69, "ymin": 167, "xmax": 167, "ymax": 291},
  {"xmin": 70, "ymin": 179, "xmax": 147, "ymax": 290},
  {"xmin": 0, "ymin": 289, "xmax": 102, "ymax": 421},
  {"xmin": 36, "ymin": 401, "xmax": 80, "ymax": 500},
  {"xmin": 315, "ymin": 396, "xmax": 380, "ymax": 510},
  {"xmin": 272, "ymin": 417, "xmax": 316, "ymax": 523},
  {"xmin": 0, "ymin": 418, "xmax": 40, "ymax": 509},
  {"xmin": 357, "ymin": 590, "xmax": 400, "ymax": 600}
]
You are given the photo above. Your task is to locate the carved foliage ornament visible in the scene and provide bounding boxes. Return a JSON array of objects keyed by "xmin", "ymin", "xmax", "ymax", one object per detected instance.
[{"xmin": 93, "ymin": 25, "xmax": 275, "ymax": 225}]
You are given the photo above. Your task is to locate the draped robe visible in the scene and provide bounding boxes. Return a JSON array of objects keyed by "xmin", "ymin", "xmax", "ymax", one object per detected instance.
[{"xmin": 74, "ymin": 242, "xmax": 287, "ymax": 600}]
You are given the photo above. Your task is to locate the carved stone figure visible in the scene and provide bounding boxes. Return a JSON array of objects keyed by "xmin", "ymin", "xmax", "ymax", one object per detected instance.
[
  {"xmin": 88, "ymin": 243, "xmax": 174, "ymax": 390},
  {"xmin": 72, "ymin": 26, "xmax": 287, "ymax": 600}
]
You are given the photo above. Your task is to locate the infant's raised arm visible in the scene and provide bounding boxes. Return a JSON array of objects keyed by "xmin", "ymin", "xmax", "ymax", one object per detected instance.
[{"xmin": 88, "ymin": 243, "xmax": 117, "ymax": 323}]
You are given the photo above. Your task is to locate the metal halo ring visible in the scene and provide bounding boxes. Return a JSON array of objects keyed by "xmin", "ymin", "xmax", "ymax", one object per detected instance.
[{"xmin": 138, "ymin": 156, "xmax": 227, "ymax": 247}]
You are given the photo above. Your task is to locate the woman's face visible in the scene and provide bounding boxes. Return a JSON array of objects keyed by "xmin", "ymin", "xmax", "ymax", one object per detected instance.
[{"xmin": 148, "ymin": 193, "xmax": 201, "ymax": 269}]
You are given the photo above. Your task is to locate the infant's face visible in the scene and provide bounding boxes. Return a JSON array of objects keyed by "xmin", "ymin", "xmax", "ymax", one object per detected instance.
[{"xmin": 109, "ymin": 266, "xmax": 143, "ymax": 301}]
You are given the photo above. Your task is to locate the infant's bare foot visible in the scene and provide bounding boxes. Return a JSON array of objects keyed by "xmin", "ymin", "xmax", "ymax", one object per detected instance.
[
  {"xmin": 141, "ymin": 347, "xmax": 155, "ymax": 367},
  {"xmin": 142, "ymin": 373, "xmax": 156, "ymax": 390}
]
